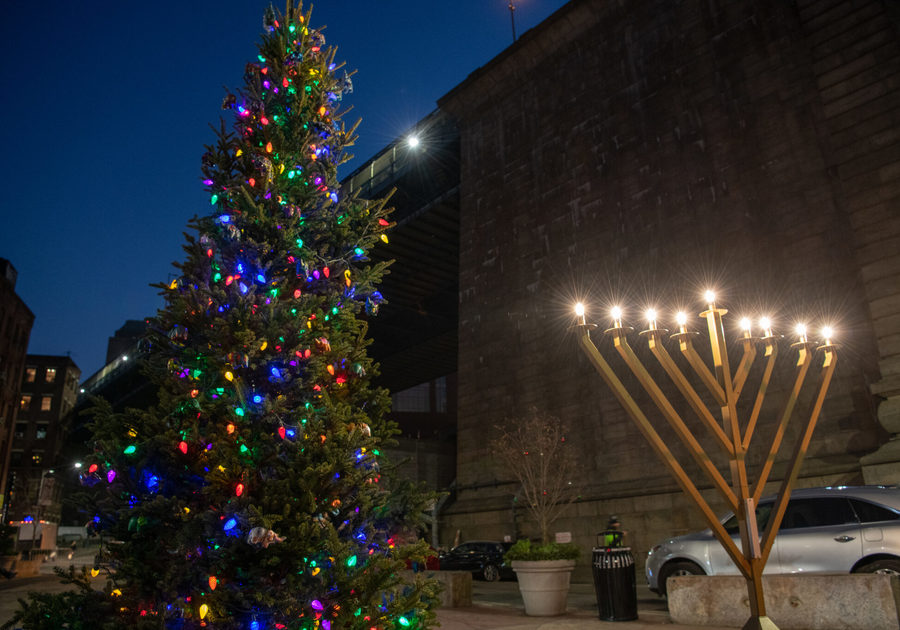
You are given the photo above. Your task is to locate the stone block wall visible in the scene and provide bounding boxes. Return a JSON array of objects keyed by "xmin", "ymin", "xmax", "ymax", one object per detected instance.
[{"xmin": 437, "ymin": 0, "xmax": 900, "ymax": 574}]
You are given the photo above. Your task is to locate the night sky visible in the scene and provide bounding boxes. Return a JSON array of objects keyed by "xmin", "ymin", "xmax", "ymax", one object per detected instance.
[{"xmin": 1, "ymin": 1, "xmax": 570, "ymax": 380}]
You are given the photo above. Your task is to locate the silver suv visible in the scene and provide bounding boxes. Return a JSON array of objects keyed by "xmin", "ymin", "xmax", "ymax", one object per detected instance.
[{"xmin": 646, "ymin": 486, "xmax": 900, "ymax": 596}]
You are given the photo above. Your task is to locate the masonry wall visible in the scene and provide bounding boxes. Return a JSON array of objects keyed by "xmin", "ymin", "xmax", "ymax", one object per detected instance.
[{"xmin": 437, "ymin": 0, "xmax": 900, "ymax": 576}]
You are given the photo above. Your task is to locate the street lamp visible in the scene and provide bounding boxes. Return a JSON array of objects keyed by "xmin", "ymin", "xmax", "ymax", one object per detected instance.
[{"xmin": 574, "ymin": 293, "xmax": 837, "ymax": 630}]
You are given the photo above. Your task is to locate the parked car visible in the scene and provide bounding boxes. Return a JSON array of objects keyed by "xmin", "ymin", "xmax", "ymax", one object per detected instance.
[
  {"xmin": 646, "ymin": 486, "xmax": 900, "ymax": 596},
  {"xmin": 439, "ymin": 541, "xmax": 514, "ymax": 581}
]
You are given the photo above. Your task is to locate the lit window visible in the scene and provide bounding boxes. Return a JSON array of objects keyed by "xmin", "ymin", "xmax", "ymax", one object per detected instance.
[
  {"xmin": 20, "ymin": 395, "xmax": 31, "ymax": 411},
  {"xmin": 31, "ymin": 453, "xmax": 42, "ymax": 465},
  {"xmin": 45, "ymin": 368, "xmax": 56, "ymax": 383},
  {"xmin": 35, "ymin": 425, "xmax": 48, "ymax": 440},
  {"xmin": 25, "ymin": 367, "xmax": 36, "ymax": 383},
  {"xmin": 41, "ymin": 396, "xmax": 52, "ymax": 412}
]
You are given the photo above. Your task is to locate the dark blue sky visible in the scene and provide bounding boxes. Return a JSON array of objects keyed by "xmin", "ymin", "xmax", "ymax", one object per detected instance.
[{"xmin": 1, "ymin": 1, "xmax": 570, "ymax": 380}]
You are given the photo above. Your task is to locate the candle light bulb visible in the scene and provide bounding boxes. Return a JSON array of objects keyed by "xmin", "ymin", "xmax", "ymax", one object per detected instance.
[
  {"xmin": 759, "ymin": 317, "xmax": 773, "ymax": 337},
  {"xmin": 795, "ymin": 323, "xmax": 808, "ymax": 342},
  {"xmin": 704, "ymin": 290, "xmax": 716, "ymax": 305},
  {"xmin": 611, "ymin": 306, "xmax": 623, "ymax": 328},
  {"xmin": 740, "ymin": 317, "xmax": 752, "ymax": 332},
  {"xmin": 822, "ymin": 326, "xmax": 834, "ymax": 344},
  {"xmin": 645, "ymin": 308, "xmax": 658, "ymax": 330},
  {"xmin": 574, "ymin": 303, "xmax": 585, "ymax": 325},
  {"xmin": 675, "ymin": 311, "xmax": 688, "ymax": 333}
]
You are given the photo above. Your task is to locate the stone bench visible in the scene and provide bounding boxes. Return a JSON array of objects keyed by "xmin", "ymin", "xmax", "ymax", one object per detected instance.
[
  {"xmin": 400, "ymin": 570, "xmax": 472, "ymax": 607},
  {"xmin": 668, "ymin": 574, "xmax": 900, "ymax": 630}
]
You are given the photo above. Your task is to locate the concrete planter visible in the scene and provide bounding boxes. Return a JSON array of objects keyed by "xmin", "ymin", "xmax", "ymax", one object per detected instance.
[
  {"xmin": 668, "ymin": 574, "xmax": 900, "ymax": 630},
  {"xmin": 511, "ymin": 559, "xmax": 575, "ymax": 616}
]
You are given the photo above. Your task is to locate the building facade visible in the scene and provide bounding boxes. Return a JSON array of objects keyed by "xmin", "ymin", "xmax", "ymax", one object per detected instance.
[
  {"xmin": 0, "ymin": 259, "xmax": 35, "ymax": 521},
  {"xmin": 421, "ymin": 0, "xmax": 900, "ymax": 576},
  {"xmin": 6, "ymin": 355, "xmax": 80, "ymax": 523}
]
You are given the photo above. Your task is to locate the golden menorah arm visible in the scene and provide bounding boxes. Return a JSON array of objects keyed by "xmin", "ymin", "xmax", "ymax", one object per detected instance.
[
  {"xmin": 576, "ymin": 327, "xmax": 748, "ymax": 576},
  {"xmin": 732, "ymin": 338, "xmax": 758, "ymax": 400},
  {"xmin": 647, "ymin": 333, "xmax": 733, "ymax": 455},
  {"xmin": 741, "ymin": 339, "xmax": 778, "ymax": 451},
  {"xmin": 751, "ymin": 343, "xmax": 815, "ymax": 504},
  {"xmin": 678, "ymin": 336, "xmax": 726, "ymax": 406},
  {"xmin": 758, "ymin": 346, "xmax": 837, "ymax": 565},
  {"xmin": 609, "ymin": 330, "xmax": 738, "ymax": 511}
]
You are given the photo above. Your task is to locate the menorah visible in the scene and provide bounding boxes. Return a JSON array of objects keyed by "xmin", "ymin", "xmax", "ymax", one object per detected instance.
[{"xmin": 574, "ymin": 291, "xmax": 837, "ymax": 630}]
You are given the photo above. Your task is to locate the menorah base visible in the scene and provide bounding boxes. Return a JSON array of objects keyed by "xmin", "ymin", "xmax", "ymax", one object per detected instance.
[{"xmin": 742, "ymin": 615, "xmax": 779, "ymax": 630}]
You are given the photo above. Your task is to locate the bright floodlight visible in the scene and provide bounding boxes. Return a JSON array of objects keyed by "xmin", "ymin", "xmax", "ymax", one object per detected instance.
[
  {"xmin": 574, "ymin": 303, "xmax": 585, "ymax": 317},
  {"xmin": 676, "ymin": 312, "xmax": 688, "ymax": 326},
  {"xmin": 704, "ymin": 290, "xmax": 716, "ymax": 304},
  {"xmin": 611, "ymin": 306, "xmax": 622, "ymax": 320},
  {"xmin": 407, "ymin": 135, "xmax": 420, "ymax": 148},
  {"xmin": 740, "ymin": 317, "xmax": 752, "ymax": 331}
]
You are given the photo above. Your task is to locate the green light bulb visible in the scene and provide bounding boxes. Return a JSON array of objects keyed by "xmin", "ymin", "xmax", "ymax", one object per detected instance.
[{"xmin": 123, "ymin": 445, "xmax": 136, "ymax": 455}]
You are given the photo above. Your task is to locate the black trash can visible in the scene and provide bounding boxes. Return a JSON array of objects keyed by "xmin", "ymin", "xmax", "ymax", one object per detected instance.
[{"xmin": 592, "ymin": 545, "xmax": 638, "ymax": 621}]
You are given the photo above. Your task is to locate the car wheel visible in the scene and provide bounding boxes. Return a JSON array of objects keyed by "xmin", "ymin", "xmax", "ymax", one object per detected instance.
[
  {"xmin": 658, "ymin": 560, "xmax": 704, "ymax": 597},
  {"xmin": 482, "ymin": 564, "xmax": 500, "ymax": 582},
  {"xmin": 854, "ymin": 558, "xmax": 900, "ymax": 576}
]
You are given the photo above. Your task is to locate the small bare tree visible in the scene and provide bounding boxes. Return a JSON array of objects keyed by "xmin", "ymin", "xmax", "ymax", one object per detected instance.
[{"xmin": 493, "ymin": 408, "xmax": 577, "ymax": 544}]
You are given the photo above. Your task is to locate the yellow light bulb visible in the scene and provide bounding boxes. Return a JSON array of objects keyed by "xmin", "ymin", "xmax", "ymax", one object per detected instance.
[
  {"xmin": 225, "ymin": 371, "xmax": 234, "ymax": 381},
  {"xmin": 200, "ymin": 604, "xmax": 209, "ymax": 619}
]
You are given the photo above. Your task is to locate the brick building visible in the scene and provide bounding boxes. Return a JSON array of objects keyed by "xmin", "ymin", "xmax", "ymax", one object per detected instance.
[
  {"xmin": 0, "ymin": 259, "xmax": 35, "ymax": 521},
  {"xmin": 6, "ymin": 355, "xmax": 80, "ymax": 523},
  {"xmin": 341, "ymin": 0, "xmax": 900, "ymax": 575}
]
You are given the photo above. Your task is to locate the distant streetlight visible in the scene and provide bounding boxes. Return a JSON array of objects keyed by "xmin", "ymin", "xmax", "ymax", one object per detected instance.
[{"xmin": 508, "ymin": 1, "xmax": 517, "ymax": 42}]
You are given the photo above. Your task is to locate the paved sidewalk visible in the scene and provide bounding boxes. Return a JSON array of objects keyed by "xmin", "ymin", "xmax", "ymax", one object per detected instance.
[
  {"xmin": 0, "ymin": 561, "xmax": 733, "ymax": 628},
  {"xmin": 435, "ymin": 581, "xmax": 733, "ymax": 629}
]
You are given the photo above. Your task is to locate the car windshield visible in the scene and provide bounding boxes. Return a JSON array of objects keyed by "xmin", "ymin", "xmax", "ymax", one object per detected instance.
[{"xmin": 722, "ymin": 501, "xmax": 773, "ymax": 535}]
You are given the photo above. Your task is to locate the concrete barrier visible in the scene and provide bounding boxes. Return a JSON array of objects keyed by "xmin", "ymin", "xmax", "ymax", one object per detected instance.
[
  {"xmin": 668, "ymin": 574, "xmax": 900, "ymax": 629},
  {"xmin": 399, "ymin": 570, "xmax": 472, "ymax": 608}
]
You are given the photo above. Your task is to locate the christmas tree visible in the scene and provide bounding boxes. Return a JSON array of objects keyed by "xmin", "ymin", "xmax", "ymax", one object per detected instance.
[{"xmin": 71, "ymin": 3, "xmax": 438, "ymax": 628}]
